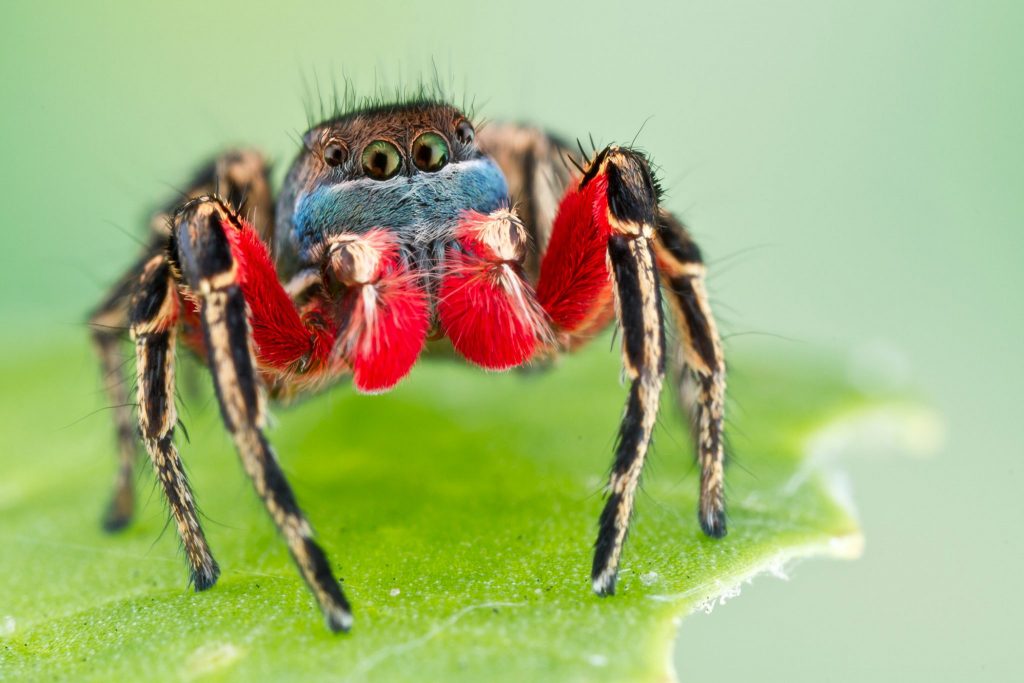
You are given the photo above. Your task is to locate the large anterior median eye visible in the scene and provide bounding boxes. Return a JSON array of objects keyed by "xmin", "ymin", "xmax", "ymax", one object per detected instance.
[
  {"xmin": 361, "ymin": 140, "xmax": 402, "ymax": 180},
  {"xmin": 411, "ymin": 132, "xmax": 450, "ymax": 172}
]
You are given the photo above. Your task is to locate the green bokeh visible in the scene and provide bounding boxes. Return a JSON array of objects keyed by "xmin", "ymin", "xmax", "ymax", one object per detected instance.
[{"xmin": 1, "ymin": 1, "xmax": 1020, "ymax": 680}]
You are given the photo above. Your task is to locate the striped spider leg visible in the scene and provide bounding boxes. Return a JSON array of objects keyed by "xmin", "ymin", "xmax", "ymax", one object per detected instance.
[
  {"xmin": 531, "ymin": 145, "xmax": 668, "ymax": 595},
  {"xmin": 480, "ymin": 129, "xmax": 728, "ymax": 594},
  {"xmin": 90, "ymin": 161, "xmax": 353, "ymax": 631},
  {"xmin": 169, "ymin": 195, "xmax": 354, "ymax": 631},
  {"xmin": 654, "ymin": 212, "xmax": 727, "ymax": 538},
  {"xmin": 88, "ymin": 151, "xmax": 272, "ymax": 531}
]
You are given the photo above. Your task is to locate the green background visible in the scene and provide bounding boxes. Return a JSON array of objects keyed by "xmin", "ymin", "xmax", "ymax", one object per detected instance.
[{"xmin": 1, "ymin": 0, "xmax": 1020, "ymax": 680}]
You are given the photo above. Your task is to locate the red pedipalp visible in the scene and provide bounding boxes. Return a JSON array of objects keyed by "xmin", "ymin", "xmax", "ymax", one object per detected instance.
[
  {"xmin": 332, "ymin": 229, "xmax": 429, "ymax": 393},
  {"xmin": 438, "ymin": 211, "xmax": 548, "ymax": 370}
]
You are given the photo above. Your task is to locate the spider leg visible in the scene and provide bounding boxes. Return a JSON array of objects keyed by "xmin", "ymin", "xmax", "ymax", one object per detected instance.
[
  {"xmin": 173, "ymin": 196, "xmax": 352, "ymax": 632},
  {"xmin": 89, "ymin": 150, "xmax": 273, "ymax": 531},
  {"xmin": 89, "ymin": 248, "xmax": 160, "ymax": 530},
  {"xmin": 535, "ymin": 146, "xmax": 666, "ymax": 595},
  {"xmin": 591, "ymin": 150, "xmax": 666, "ymax": 595},
  {"xmin": 487, "ymin": 125, "xmax": 730, "ymax": 590},
  {"xmin": 653, "ymin": 211, "xmax": 727, "ymax": 537},
  {"xmin": 129, "ymin": 253, "xmax": 220, "ymax": 588}
]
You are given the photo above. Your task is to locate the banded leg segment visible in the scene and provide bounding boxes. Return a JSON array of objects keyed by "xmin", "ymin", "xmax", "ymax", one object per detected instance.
[
  {"xmin": 536, "ymin": 146, "xmax": 667, "ymax": 594},
  {"xmin": 90, "ymin": 150, "xmax": 274, "ymax": 532},
  {"xmin": 588, "ymin": 149, "xmax": 666, "ymax": 595},
  {"xmin": 130, "ymin": 254, "xmax": 220, "ymax": 588},
  {"xmin": 89, "ymin": 259, "xmax": 148, "ymax": 531},
  {"xmin": 174, "ymin": 197, "xmax": 352, "ymax": 632},
  {"xmin": 654, "ymin": 212, "xmax": 727, "ymax": 537}
]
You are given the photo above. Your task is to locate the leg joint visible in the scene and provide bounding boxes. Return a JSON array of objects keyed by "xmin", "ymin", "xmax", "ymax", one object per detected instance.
[
  {"xmin": 173, "ymin": 196, "xmax": 240, "ymax": 292},
  {"xmin": 129, "ymin": 256, "xmax": 177, "ymax": 333},
  {"xmin": 583, "ymin": 147, "xmax": 660, "ymax": 233}
]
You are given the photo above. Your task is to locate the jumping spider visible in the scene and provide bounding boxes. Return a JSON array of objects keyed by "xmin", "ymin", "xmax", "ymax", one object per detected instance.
[{"xmin": 89, "ymin": 100, "xmax": 727, "ymax": 632}]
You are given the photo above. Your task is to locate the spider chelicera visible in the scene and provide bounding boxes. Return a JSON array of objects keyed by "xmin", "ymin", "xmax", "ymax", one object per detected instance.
[{"xmin": 89, "ymin": 99, "xmax": 727, "ymax": 632}]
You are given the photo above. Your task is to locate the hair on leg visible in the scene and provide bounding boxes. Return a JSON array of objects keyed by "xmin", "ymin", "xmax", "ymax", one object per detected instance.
[
  {"xmin": 532, "ymin": 145, "xmax": 667, "ymax": 594},
  {"xmin": 588, "ymin": 149, "xmax": 666, "ymax": 595},
  {"xmin": 130, "ymin": 253, "xmax": 220, "ymax": 589},
  {"xmin": 89, "ymin": 271, "xmax": 142, "ymax": 532},
  {"xmin": 174, "ymin": 196, "xmax": 352, "ymax": 632},
  {"xmin": 90, "ymin": 150, "xmax": 273, "ymax": 533},
  {"xmin": 654, "ymin": 211, "xmax": 727, "ymax": 538}
]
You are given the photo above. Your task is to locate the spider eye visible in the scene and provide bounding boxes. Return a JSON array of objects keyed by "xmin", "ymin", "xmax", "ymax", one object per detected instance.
[
  {"xmin": 361, "ymin": 140, "xmax": 402, "ymax": 180},
  {"xmin": 412, "ymin": 132, "xmax": 450, "ymax": 172},
  {"xmin": 323, "ymin": 140, "xmax": 347, "ymax": 167},
  {"xmin": 455, "ymin": 119, "xmax": 475, "ymax": 145}
]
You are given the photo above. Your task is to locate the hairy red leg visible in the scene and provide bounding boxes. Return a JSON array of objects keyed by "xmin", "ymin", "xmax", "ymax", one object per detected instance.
[
  {"xmin": 535, "ymin": 174, "xmax": 616, "ymax": 338},
  {"xmin": 438, "ymin": 209, "xmax": 550, "ymax": 370},
  {"xmin": 323, "ymin": 229, "xmax": 429, "ymax": 393},
  {"xmin": 222, "ymin": 222, "xmax": 335, "ymax": 373}
]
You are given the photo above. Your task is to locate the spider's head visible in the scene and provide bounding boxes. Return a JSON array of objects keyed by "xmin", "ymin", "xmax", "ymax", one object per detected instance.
[{"xmin": 276, "ymin": 102, "xmax": 508, "ymax": 269}]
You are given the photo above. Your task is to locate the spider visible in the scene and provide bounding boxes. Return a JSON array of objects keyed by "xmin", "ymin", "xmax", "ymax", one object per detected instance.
[{"xmin": 89, "ymin": 99, "xmax": 727, "ymax": 633}]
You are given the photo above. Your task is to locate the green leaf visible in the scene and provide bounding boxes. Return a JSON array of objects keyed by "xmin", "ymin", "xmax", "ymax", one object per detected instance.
[{"xmin": 0, "ymin": 341, "xmax": 933, "ymax": 682}]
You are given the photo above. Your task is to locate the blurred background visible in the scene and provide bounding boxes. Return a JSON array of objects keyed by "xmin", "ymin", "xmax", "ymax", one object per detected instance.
[{"xmin": 1, "ymin": 1, "xmax": 1020, "ymax": 679}]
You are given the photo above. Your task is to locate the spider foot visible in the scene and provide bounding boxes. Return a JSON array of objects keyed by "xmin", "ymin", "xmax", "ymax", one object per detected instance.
[
  {"xmin": 191, "ymin": 558, "xmax": 222, "ymax": 592},
  {"xmin": 326, "ymin": 604, "xmax": 354, "ymax": 634},
  {"xmin": 101, "ymin": 475, "xmax": 134, "ymax": 532},
  {"xmin": 592, "ymin": 564, "xmax": 618, "ymax": 597}
]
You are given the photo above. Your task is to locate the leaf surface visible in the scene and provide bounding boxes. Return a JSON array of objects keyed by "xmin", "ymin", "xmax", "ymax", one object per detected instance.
[{"xmin": 0, "ymin": 342, "xmax": 930, "ymax": 682}]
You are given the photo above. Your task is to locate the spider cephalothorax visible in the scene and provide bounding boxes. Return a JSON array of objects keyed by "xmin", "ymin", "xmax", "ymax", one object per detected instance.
[{"xmin": 89, "ymin": 99, "xmax": 727, "ymax": 632}]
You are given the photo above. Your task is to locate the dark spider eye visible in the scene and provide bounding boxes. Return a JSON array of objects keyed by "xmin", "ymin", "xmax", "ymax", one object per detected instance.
[
  {"xmin": 455, "ymin": 119, "xmax": 475, "ymax": 145},
  {"xmin": 360, "ymin": 140, "xmax": 402, "ymax": 180},
  {"xmin": 411, "ymin": 132, "xmax": 450, "ymax": 172},
  {"xmin": 323, "ymin": 140, "xmax": 347, "ymax": 167}
]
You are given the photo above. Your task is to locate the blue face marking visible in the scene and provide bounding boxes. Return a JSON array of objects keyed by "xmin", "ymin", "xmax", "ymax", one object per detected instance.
[{"xmin": 292, "ymin": 157, "xmax": 509, "ymax": 258}]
